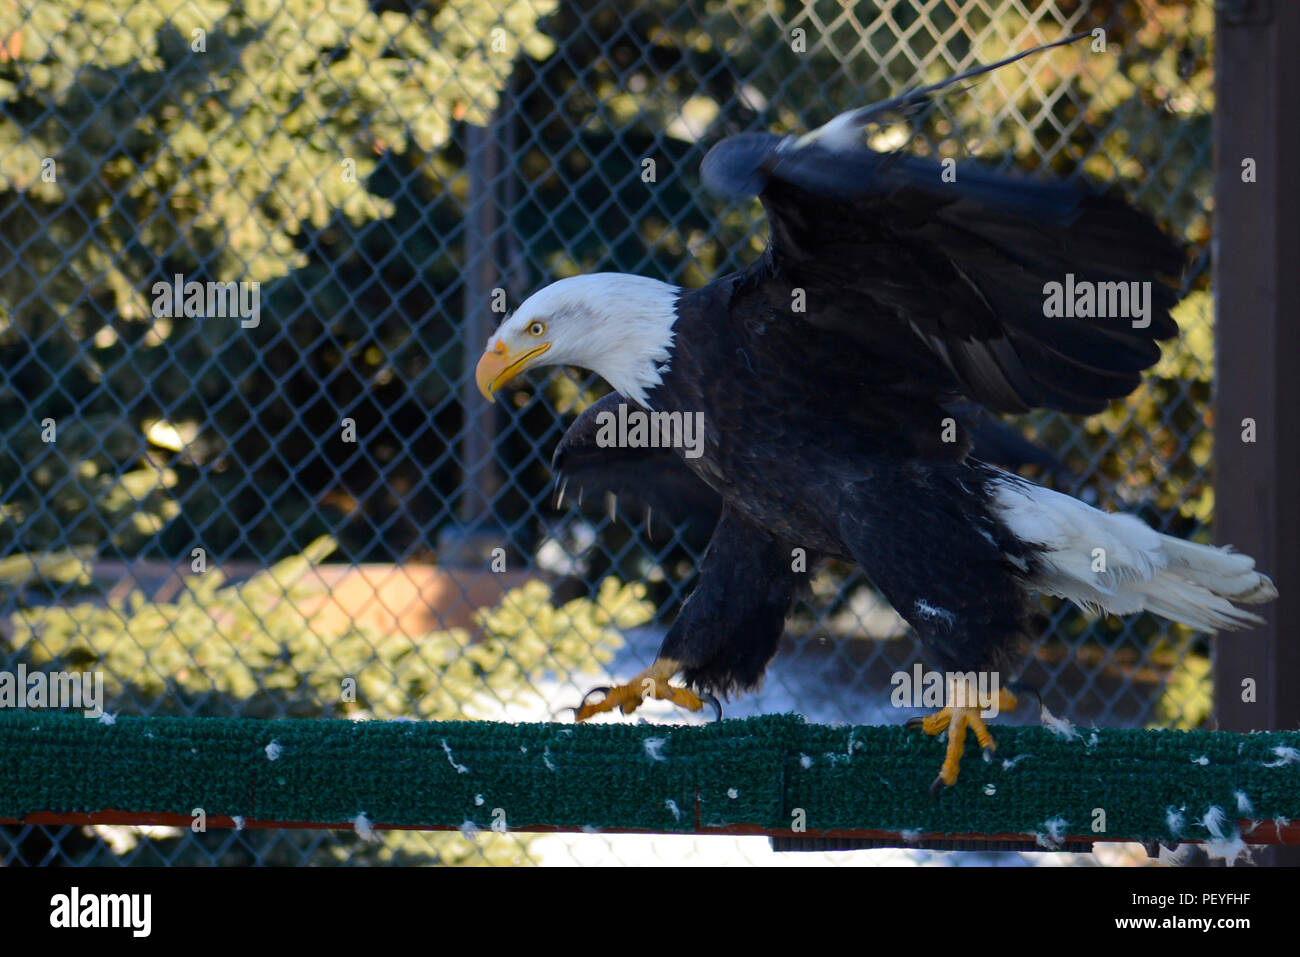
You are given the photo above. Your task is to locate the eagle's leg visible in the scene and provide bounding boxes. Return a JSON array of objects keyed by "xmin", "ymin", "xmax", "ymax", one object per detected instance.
[
  {"xmin": 573, "ymin": 505, "xmax": 797, "ymax": 723},
  {"xmin": 906, "ymin": 675, "xmax": 1018, "ymax": 792},
  {"xmin": 574, "ymin": 657, "xmax": 717, "ymax": 721}
]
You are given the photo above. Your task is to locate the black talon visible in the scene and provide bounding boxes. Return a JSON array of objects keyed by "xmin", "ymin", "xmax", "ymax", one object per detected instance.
[
  {"xmin": 700, "ymin": 692, "xmax": 723, "ymax": 722},
  {"xmin": 572, "ymin": 686, "xmax": 611, "ymax": 719},
  {"xmin": 929, "ymin": 775, "xmax": 947, "ymax": 798},
  {"xmin": 905, "ymin": 715, "xmax": 925, "ymax": 730},
  {"xmin": 982, "ymin": 746, "xmax": 996, "ymax": 763}
]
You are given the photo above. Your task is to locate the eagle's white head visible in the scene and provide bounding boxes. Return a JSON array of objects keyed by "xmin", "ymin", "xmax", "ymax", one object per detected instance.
[{"xmin": 475, "ymin": 273, "xmax": 680, "ymax": 407}]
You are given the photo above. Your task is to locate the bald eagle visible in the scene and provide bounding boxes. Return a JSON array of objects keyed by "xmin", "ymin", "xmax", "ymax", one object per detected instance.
[{"xmin": 474, "ymin": 40, "xmax": 1277, "ymax": 790}]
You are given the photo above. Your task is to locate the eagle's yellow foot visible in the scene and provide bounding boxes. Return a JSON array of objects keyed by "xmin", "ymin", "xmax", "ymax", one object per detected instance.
[
  {"xmin": 574, "ymin": 658, "xmax": 721, "ymax": 722},
  {"xmin": 906, "ymin": 684, "xmax": 1018, "ymax": 794}
]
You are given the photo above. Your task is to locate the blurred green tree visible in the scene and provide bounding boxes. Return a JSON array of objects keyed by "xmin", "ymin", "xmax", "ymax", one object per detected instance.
[{"xmin": 0, "ymin": 0, "xmax": 555, "ymax": 561}]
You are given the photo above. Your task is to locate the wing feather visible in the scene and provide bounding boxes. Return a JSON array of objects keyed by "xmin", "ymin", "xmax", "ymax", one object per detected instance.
[{"xmin": 700, "ymin": 64, "xmax": 1184, "ymax": 414}]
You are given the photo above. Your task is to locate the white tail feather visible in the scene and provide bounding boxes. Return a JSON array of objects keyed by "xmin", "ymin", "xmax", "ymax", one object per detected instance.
[{"xmin": 990, "ymin": 474, "xmax": 1277, "ymax": 632}]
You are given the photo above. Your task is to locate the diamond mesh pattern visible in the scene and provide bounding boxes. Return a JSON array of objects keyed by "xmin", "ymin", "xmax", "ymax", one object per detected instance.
[{"xmin": 0, "ymin": 0, "xmax": 1216, "ymax": 865}]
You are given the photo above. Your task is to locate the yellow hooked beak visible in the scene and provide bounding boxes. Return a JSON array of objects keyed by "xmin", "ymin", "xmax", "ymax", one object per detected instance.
[{"xmin": 475, "ymin": 341, "xmax": 551, "ymax": 402}]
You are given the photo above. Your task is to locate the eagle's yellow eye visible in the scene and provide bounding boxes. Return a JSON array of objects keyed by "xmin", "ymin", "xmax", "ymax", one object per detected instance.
[{"xmin": 528, "ymin": 321, "xmax": 546, "ymax": 337}]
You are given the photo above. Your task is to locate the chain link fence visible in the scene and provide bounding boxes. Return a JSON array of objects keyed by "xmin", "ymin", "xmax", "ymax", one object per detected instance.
[{"xmin": 0, "ymin": 0, "xmax": 1215, "ymax": 865}]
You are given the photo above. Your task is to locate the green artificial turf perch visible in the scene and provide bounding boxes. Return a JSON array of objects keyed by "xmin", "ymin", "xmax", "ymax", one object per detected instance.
[{"xmin": 2, "ymin": 711, "xmax": 1298, "ymax": 855}]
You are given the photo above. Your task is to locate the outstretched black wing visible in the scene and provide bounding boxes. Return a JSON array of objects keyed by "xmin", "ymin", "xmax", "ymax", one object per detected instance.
[{"xmin": 701, "ymin": 51, "xmax": 1184, "ymax": 415}]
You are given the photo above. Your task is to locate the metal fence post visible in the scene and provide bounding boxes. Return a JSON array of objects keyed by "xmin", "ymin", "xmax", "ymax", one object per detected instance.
[{"xmin": 440, "ymin": 114, "xmax": 507, "ymax": 564}]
